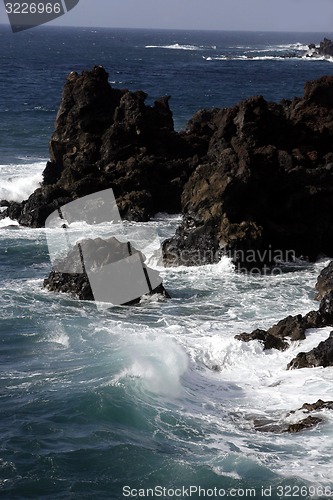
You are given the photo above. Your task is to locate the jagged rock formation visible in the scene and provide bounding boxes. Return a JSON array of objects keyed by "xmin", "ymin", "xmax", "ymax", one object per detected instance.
[
  {"xmin": 253, "ymin": 399, "xmax": 333, "ymax": 433},
  {"xmin": 236, "ymin": 285, "xmax": 333, "ymax": 345},
  {"xmin": 235, "ymin": 307, "xmax": 329, "ymax": 352},
  {"xmin": 287, "ymin": 331, "xmax": 333, "ymax": 369},
  {"xmin": 163, "ymin": 76, "xmax": 333, "ymax": 269},
  {"xmin": 236, "ymin": 313, "xmax": 316, "ymax": 351},
  {"xmin": 308, "ymin": 38, "xmax": 333, "ymax": 58},
  {"xmin": 315, "ymin": 260, "xmax": 333, "ymax": 299},
  {"xmin": 5, "ymin": 66, "xmax": 202, "ymax": 227},
  {"xmin": 3, "ymin": 68, "xmax": 333, "ymax": 272},
  {"xmin": 44, "ymin": 236, "xmax": 170, "ymax": 304}
]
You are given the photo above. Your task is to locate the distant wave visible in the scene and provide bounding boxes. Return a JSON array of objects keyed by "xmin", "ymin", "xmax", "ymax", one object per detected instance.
[
  {"xmin": 203, "ymin": 41, "xmax": 333, "ymax": 63},
  {"xmin": 273, "ymin": 42, "xmax": 310, "ymax": 52},
  {"xmin": 145, "ymin": 43, "xmax": 216, "ymax": 51},
  {"xmin": 204, "ymin": 53, "xmax": 333, "ymax": 63},
  {"xmin": 204, "ymin": 55, "xmax": 302, "ymax": 62}
]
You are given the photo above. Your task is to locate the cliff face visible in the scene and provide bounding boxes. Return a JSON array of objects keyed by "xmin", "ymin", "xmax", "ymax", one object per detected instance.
[{"xmin": 4, "ymin": 67, "xmax": 333, "ymax": 268}]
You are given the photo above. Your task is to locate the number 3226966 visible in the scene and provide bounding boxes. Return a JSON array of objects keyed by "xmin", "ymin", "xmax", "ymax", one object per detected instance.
[{"xmin": 5, "ymin": 3, "xmax": 62, "ymax": 14}]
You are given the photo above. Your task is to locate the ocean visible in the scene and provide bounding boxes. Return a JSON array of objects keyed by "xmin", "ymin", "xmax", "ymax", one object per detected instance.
[{"xmin": 1, "ymin": 25, "xmax": 333, "ymax": 499}]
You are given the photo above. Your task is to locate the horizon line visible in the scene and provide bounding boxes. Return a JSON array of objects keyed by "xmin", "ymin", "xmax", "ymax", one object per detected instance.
[{"xmin": 0, "ymin": 22, "xmax": 332, "ymax": 35}]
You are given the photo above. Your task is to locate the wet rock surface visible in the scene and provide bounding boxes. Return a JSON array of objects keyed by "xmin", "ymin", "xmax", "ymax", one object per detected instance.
[
  {"xmin": 235, "ymin": 307, "xmax": 330, "ymax": 352},
  {"xmin": 308, "ymin": 38, "xmax": 333, "ymax": 58},
  {"xmin": 316, "ymin": 261, "xmax": 333, "ymax": 299},
  {"xmin": 253, "ymin": 399, "xmax": 333, "ymax": 434},
  {"xmin": 287, "ymin": 331, "xmax": 333, "ymax": 369},
  {"xmin": 43, "ymin": 236, "xmax": 170, "ymax": 304},
  {"xmin": 235, "ymin": 283, "xmax": 333, "ymax": 369}
]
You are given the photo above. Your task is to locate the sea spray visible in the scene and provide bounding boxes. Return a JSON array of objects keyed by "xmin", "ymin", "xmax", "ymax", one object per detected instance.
[{"xmin": 0, "ymin": 161, "xmax": 45, "ymax": 202}]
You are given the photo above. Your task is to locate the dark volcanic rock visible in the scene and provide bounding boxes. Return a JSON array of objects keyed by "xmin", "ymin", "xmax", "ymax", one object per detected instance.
[
  {"xmin": 308, "ymin": 38, "xmax": 333, "ymax": 58},
  {"xmin": 318, "ymin": 290, "xmax": 333, "ymax": 323},
  {"xmin": 268, "ymin": 314, "xmax": 307, "ymax": 342},
  {"xmin": 315, "ymin": 261, "xmax": 333, "ymax": 300},
  {"xmin": 235, "ymin": 328, "xmax": 289, "ymax": 351},
  {"xmin": 297, "ymin": 399, "xmax": 333, "ymax": 412},
  {"xmin": 163, "ymin": 76, "xmax": 333, "ymax": 268},
  {"xmin": 44, "ymin": 271, "xmax": 94, "ymax": 301},
  {"xmin": 5, "ymin": 68, "xmax": 333, "ymax": 270},
  {"xmin": 287, "ymin": 331, "xmax": 333, "ymax": 369},
  {"xmin": 253, "ymin": 399, "xmax": 333, "ymax": 434},
  {"xmin": 235, "ymin": 281, "xmax": 333, "ymax": 373},
  {"xmin": 44, "ymin": 236, "xmax": 170, "ymax": 304},
  {"xmin": 8, "ymin": 66, "xmax": 202, "ymax": 227},
  {"xmin": 253, "ymin": 416, "xmax": 322, "ymax": 434},
  {"xmin": 235, "ymin": 314, "xmax": 321, "ymax": 351},
  {"xmin": 285, "ymin": 416, "xmax": 322, "ymax": 433}
]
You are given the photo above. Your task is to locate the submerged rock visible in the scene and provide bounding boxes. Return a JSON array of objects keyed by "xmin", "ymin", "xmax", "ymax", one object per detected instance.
[
  {"xmin": 253, "ymin": 399, "xmax": 333, "ymax": 434},
  {"xmin": 253, "ymin": 415, "xmax": 322, "ymax": 434},
  {"xmin": 285, "ymin": 416, "xmax": 322, "ymax": 433}
]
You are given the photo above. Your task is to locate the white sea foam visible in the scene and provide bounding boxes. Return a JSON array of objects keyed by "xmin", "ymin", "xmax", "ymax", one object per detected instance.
[
  {"xmin": 145, "ymin": 43, "xmax": 214, "ymax": 51},
  {"xmin": 0, "ymin": 161, "xmax": 45, "ymax": 202},
  {"xmin": 0, "ymin": 217, "xmax": 20, "ymax": 229},
  {"xmin": 2, "ymin": 215, "xmax": 333, "ymax": 485},
  {"xmin": 302, "ymin": 54, "xmax": 333, "ymax": 63},
  {"xmin": 45, "ymin": 324, "xmax": 70, "ymax": 348},
  {"xmin": 111, "ymin": 335, "xmax": 188, "ymax": 397},
  {"xmin": 204, "ymin": 55, "xmax": 303, "ymax": 62}
]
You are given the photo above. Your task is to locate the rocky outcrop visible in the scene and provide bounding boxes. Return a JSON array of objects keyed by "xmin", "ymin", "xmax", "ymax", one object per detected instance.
[
  {"xmin": 43, "ymin": 236, "xmax": 170, "ymax": 304},
  {"xmin": 308, "ymin": 38, "xmax": 333, "ymax": 58},
  {"xmin": 163, "ymin": 76, "xmax": 333, "ymax": 269},
  {"xmin": 315, "ymin": 261, "xmax": 333, "ymax": 299},
  {"xmin": 235, "ymin": 282, "xmax": 333, "ymax": 364},
  {"xmin": 235, "ymin": 305, "xmax": 329, "ymax": 352},
  {"xmin": 235, "ymin": 328, "xmax": 289, "ymax": 351},
  {"xmin": 5, "ymin": 66, "xmax": 202, "ymax": 227},
  {"xmin": 253, "ymin": 415, "xmax": 322, "ymax": 434},
  {"xmin": 287, "ymin": 331, "xmax": 333, "ymax": 369},
  {"xmin": 3, "ymin": 69, "xmax": 333, "ymax": 272},
  {"xmin": 235, "ymin": 281, "xmax": 333, "ymax": 369},
  {"xmin": 253, "ymin": 399, "xmax": 333, "ymax": 433}
]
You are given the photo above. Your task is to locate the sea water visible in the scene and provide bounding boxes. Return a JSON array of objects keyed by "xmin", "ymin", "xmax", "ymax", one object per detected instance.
[{"xmin": 1, "ymin": 26, "xmax": 333, "ymax": 499}]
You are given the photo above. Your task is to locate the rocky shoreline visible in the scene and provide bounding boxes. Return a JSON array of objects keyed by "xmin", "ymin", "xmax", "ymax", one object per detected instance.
[
  {"xmin": 308, "ymin": 38, "xmax": 333, "ymax": 59},
  {"xmin": 2, "ymin": 66, "xmax": 333, "ymax": 271},
  {"xmin": 2, "ymin": 64, "xmax": 333, "ymax": 431}
]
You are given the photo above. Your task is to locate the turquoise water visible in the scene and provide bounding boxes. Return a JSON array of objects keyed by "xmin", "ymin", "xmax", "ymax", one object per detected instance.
[{"xmin": 1, "ymin": 26, "xmax": 333, "ymax": 499}]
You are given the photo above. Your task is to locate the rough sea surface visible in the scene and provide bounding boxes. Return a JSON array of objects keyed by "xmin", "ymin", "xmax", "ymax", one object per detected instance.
[{"xmin": 1, "ymin": 26, "xmax": 333, "ymax": 499}]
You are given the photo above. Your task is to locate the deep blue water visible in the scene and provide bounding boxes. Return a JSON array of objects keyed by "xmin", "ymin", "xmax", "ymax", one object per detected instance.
[
  {"xmin": 1, "ymin": 26, "xmax": 333, "ymax": 499},
  {"xmin": 1, "ymin": 26, "xmax": 333, "ymax": 162}
]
